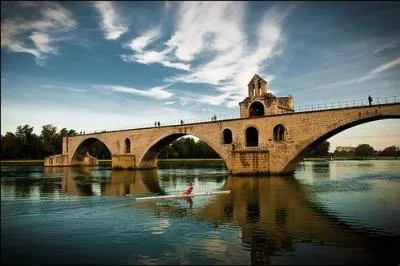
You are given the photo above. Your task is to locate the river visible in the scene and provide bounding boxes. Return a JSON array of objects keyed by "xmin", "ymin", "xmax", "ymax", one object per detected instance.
[{"xmin": 1, "ymin": 159, "xmax": 399, "ymax": 265}]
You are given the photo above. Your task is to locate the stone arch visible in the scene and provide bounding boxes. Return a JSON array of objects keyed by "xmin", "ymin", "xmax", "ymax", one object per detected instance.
[
  {"xmin": 249, "ymin": 101, "xmax": 265, "ymax": 117},
  {"xmin": 246, "ymin": 126, "xmax": 258, "ymax": 147},
  {"xmin": 70, "ymin": 137, "xmax": 112, "ymax": 165},
  {"xmin": 124, "ymin": 137, "xmax": 131, "ymax": 153},
  {"xmin": 223, "ymin": 128, "xmax": 233, "ymax": 144},
  {"xmin": 273, "ymin": 124, "xmax": 286, "ymax": 141},
  {"xmin": 138, "ymin": 132, "xmax": 230, "ymax": 170},
  {"xmin": 282, "ymin": 115, "xmax": 400, "ymax": 174}
]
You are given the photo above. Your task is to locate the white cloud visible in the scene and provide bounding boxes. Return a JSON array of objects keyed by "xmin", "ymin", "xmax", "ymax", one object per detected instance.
[
  {"xmin": 93, "ymin": 1, "xmax": 128, "ymax": 40},
  {"xmin": 96, "ymin": 84, "xmax": 173, "ymax": 100},
  {"xmin": 1, "ymin": 2, "xmax": 76, "ymax": 64},
  {"xmin": 122, "ymin": 2, "xmax": 297, "ymax": 108},
  {"xmin": 369, "ymin": 57, "xmax": 400, "ymax": 75},
  {"xmin": 41, "ymin": 84, "xmax": 86, "ymax": 93},
  {"xmin": 312, "ymin": 57, "xmax": 400, "ymax": 90},
  {"xmin": 126, "ymin": 26, "xmax": 160, "ymax": 52}
]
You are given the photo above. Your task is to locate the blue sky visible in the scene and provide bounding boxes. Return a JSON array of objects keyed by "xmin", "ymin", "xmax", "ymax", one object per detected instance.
[{"xmin": 1, "ymin": 1, "xmax": 399, "ymax": 151}]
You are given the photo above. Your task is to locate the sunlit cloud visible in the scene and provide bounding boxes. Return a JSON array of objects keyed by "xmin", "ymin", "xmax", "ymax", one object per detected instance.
[
  {"xmin": 93, "ymin": 1, "xmax": 128, "ymax": 40},
  {"xmin": 95, "ymin": 84, "xmax": 173, "ymax": 100},
  {"xmin": 121, "ymin": 2, "xmax": 298, "ymax": 108},
  {"xmin": 1, "ymin": 2, "xmax": 76, "ymax": 64}
]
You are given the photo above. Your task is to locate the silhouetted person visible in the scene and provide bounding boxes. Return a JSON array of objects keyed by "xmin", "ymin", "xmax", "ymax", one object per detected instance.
[
  {"xmin": 157, "ymin": 121, "xmax": 160, "ymax": 128},
  {"xmin": 154, "ymin": 121, "xmax": 157, "ymax": 127},
  {"xmin": 368, "ymin": 95, "xmax": 373, "ymax": 106},
  {"xmin": 180, "ymin": 119, "xmax": 184, "ymax": 125}
]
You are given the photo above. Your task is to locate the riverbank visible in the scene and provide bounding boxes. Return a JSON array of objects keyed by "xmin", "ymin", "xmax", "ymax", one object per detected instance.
[{"xmin": 303, "ymin": 156, "xmax": 399, "ymax": 161}]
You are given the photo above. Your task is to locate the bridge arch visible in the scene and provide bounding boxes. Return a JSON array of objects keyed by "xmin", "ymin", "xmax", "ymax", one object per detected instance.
[
  {"xmin": 138, "ymin": 131, "xmax": 230, "ymax": 170},
  {"xmin": 282, "ymin": 115, "xmax": 400, "ymax": 173},
  {"xmin": 249, "ymin": 101, "xmax": 265, "ymax": 117},
  {"xmin": 70, "ymin": 137, "xmax": 112, "ymax": 165}
]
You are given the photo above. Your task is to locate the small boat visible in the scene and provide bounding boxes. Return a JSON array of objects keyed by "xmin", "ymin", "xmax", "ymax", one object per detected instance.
[{"xmin": 134, "ymin": 190, "xmax": 231, "ymax": 201}]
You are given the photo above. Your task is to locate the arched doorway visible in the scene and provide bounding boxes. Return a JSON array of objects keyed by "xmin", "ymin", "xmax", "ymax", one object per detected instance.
[
  {"xmin": 249, "ymin": 101, "xmax": 265, "ymax": 117},
  {"xmin": 273, "ymin": 124, "xmax": 286, "ymax": 141},
  {"xmin": 125, "ymin": 138, "xmax": 131, "ymax": 153},
  {"xmin": 246, "ymin": 127, "xmax": 258, "ymax": 147},
  {"xmin": 223, "ymin": 129, "xmax": 233, "ymax": 144}
]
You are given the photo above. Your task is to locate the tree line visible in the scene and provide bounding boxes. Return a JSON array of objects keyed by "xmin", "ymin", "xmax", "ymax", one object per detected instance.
[
  {"xmin": 306, "ymin": 141, "xmax": 399, "ymax": 157},
  {"xmin": 1, "ymin": 124, "xmax": 399, "ymax": 159}
]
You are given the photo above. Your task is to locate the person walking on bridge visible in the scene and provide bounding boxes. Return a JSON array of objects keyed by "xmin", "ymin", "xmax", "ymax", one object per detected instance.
[{"xmin": 368, "ymin": 95, "xmax": 373, "ymax": 106}]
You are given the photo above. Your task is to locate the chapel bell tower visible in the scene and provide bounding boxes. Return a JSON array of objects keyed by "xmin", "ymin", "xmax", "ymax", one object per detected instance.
[{"xmin": 239, "ymin": 74, "xmax": 294, "ymax": 118}]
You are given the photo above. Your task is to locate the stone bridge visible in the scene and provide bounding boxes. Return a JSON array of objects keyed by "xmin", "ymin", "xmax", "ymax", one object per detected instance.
[{"xmin": 44, "ymin": 74, "xmax": 400, "ymax": 175}]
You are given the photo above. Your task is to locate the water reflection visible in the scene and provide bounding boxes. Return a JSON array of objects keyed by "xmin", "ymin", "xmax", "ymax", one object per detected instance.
[
  {"xmin": 46, "ymin": 167, "xmax": 164, "ymax": 197},
  {"xmin": 138, "ymin": 175, "xmax": 397, "ymax": 264}
]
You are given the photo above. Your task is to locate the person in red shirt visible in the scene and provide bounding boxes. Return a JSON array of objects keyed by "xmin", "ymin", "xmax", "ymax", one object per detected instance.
[{"xmin": 181, "ymin": 183, "xmax": 193, "ymax": 196}]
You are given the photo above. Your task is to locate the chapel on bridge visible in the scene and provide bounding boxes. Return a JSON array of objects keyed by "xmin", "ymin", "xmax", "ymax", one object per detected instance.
[{"xmin": 239, "ymin": 74, "xmax": 294, "ymax": 117}]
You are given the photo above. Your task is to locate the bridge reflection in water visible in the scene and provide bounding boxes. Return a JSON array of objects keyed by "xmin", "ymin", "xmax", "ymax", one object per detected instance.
[{"xmin": 42, "ymin": 166, "xmax": 398, "ymax": 264}]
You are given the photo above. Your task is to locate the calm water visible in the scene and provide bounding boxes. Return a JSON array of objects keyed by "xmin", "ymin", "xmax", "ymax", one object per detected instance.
[{"xmin": 1, "ymin": 160, "xmax": 399, "ymax": 265}]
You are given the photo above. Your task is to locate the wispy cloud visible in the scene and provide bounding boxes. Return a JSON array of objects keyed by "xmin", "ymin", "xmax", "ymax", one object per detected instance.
[
  {"xmin": 126, "ymin": 26, "xmax": 160, "ymax": 52},
  {"xmin": 41, "ymin": 84, "xmax": 87, "ymax": 93},
  {"xmin": 1, "ymin": 2, "xmax": 76, "ymax": 64},
  {"xmin": 95, "ymin": 84, "xmax": 173, "ymax": 100},
  {"xmin": 312, "ymin": 57, "xmax": 400, "ymax": 90},
  {"xmin": 93, "ymin": 1, "xmax": 127, "ymax": 40},
  {"xmin": 369, "ymin": 57, "xmax": 400, "ymax": 75},
  {"xmin": 373, "ymin": 40, "xmax": 400, "ymax": 54},
  {"xmin": 121, "ymin": 2, "xmax": 297, "ymax": 108}
]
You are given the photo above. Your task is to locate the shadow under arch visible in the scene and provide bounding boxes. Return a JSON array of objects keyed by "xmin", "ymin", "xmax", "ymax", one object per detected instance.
[
  {"xmin": 70, "ymin": 137, "xmax": 112, "ymax": 165},
  {"xmin": 139, "ymin": 133, "xmax": 228, "ymax": 170},
  {"xmin": 282, "ymin": 115, "xmax": 400, "ymax": 173}
]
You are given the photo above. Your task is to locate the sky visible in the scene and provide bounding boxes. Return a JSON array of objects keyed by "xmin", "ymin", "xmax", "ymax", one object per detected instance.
[{"xmin": 1, "ymin": 1, "xmax": 399, "ymax": 152}]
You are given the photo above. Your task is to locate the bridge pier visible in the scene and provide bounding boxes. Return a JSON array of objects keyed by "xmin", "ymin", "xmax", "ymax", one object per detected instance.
[
  {"xmin": 44, "ymin": 154, "xmax": 70, "ymax": 166},
  {"xmin": 230, "ymin": 148, "xmax": 271, "ymax": 176},
  {"xmin": 44, "ymin": 152, "xmax": 99, "ymax": 167},
  {"xmin": 111, "ymin": 154, "xmax": 137, "ymax": 169}
]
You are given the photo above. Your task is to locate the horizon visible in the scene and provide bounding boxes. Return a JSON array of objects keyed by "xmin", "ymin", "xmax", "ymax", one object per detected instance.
[{"xmin": 1, "ymin": 1, "xmax": 399, "ymax": 153}]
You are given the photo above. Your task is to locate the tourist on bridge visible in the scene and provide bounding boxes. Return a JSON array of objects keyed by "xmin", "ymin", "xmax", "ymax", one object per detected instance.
[
  {"xmin": 157, "ymin": 121, "xmax": 160, "ymax": 128},
  {"xmin": 181, "ymin": 119, "xmax": 184, "ymax": 125},
  {"xmin": 368, "ymin": 95, "xmax": 373, "ymax": 106},
  {"xmin": 180, "ymin": 183, "xmax": 193, "ymax": 196}
]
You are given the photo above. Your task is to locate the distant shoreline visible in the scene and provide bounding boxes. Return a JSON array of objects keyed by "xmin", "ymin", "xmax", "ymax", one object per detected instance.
[{"xmin": 1, "ymin": 157, "xmax": 398, "ymax": 164}]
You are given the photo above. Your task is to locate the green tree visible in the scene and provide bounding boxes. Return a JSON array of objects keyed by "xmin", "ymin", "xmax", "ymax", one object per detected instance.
[
  {"xmin": 309, "ymin": 141, "xmax": 330, "ymax": 157},
  {"xmin": 379, "ymin": 146, "xmax": 399, "ymax": 157},
  {"xmin": 354, "ymin": 144, "xmax": 375, "ymax": 156},
  {"xmin": 1, "ymin": 132, "xmax": 19, "ymax": 159},
  {"xmin": 40, "ymin": 124, "xmax": 58, "ymax": 157},
  {"xmin": 15, "ymin": 124, "xmax": 41, "ymax": 159}
]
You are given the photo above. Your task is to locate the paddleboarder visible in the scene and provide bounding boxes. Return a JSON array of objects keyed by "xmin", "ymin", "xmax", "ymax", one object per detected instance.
[{"xmin": 181, "ymin": 183, "xmax": 193, "ymax": 196}]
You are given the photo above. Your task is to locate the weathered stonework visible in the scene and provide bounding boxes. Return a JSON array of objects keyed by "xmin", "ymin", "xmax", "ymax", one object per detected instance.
[
  {"xmin": 112, "ymin": 154, "xmax": 136, "ymax": 169},
  {"xmin": 44, "ymin": 74, "xmax": 400, "ymax": 175}
]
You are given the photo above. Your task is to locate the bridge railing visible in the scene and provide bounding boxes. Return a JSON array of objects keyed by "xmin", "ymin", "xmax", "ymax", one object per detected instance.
[
  {"xmin": 295, "ymin": 95, "xmax": 398, "ymax": 113},
  {"xmin": 80, "ymin": 95, "xmax": 399, "ymax": 135}
]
